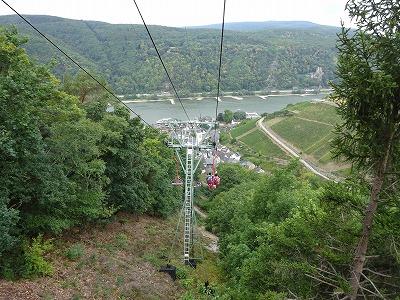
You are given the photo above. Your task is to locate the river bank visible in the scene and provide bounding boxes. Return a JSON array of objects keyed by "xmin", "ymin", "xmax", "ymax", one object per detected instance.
[{"xmin": 124, "ymin": 94, "xmax": 329, "ymax": 124}]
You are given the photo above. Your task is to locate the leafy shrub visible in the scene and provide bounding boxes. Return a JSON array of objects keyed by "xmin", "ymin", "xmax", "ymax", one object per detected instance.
[
  {"xmin": 180, "ymin": 277, "xmax": 194, "ymax": 289},
  {"xmin": 0, "ymin": 204, "xmax": 19, "ymax": 258},
  {"xmin": 176, "ymin": 267, "xmax": 188, "ymax": 280},
  {"xmin": 64, "ymin": 243, "xmax": 85, "ymax": 261},
  {"xmin": 22, "ymin": 235, "xmax": 53, "ymax": 278}
]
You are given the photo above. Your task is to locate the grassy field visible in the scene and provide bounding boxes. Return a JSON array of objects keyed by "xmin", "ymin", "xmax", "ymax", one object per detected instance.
[
  {"xmin": 230, "ymin": 119, "xmax": 258, "ymax": 138},
  {"xmin": 240, "ymin": 129, "xmax": 288, "ymax": 159},
  {"xmin": 287, "ymin": 102, "xmax": 341, "ymax": 125}
]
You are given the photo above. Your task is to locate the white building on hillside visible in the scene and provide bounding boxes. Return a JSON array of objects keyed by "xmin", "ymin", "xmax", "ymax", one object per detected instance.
[{"xmin": 245, "ymin": 112, "xmax": 260, "ymax": 119}]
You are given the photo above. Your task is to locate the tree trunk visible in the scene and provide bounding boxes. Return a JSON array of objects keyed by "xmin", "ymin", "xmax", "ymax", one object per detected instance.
[{"xmin": 349, "ymin": 134, "xmax": 394, "ymax": 299}]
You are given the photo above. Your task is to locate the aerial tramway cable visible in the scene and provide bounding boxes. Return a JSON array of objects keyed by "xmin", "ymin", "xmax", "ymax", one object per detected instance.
[
  {"xmin": 131, "ymin": 0, "xmax": 192, "ymax": 122},
  {"xmin": 214, "ymin": 0, "xmax": 227, "ymax": 125},
  {"xmin": 211, "ymin": 0, "xmax": 227, "ymax": 177},
  {"xmin": 0, "ymin": 0, "xmax": 152, "ymax": 127}
]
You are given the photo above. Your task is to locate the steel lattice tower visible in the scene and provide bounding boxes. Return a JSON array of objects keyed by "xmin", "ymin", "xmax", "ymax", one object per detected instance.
[{"xmin": 166, "ymin": 121, "xmax": 214, "ymax": 265}]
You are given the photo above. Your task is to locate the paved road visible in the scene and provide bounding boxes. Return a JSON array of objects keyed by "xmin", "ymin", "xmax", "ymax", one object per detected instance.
[{"xmin": 257, "ymin": 117, "xmax": 332, "ymax": 181}]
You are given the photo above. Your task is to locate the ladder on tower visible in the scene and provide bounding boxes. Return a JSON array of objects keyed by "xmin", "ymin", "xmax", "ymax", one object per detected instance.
[{"xmin": 183, "ymin": 145, "xmax": 194, "ymax": 266}]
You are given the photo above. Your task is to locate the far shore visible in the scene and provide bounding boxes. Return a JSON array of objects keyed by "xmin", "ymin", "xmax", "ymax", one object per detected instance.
[{"xmin": 122, "ymin": 91, "xmax": 330, "ymax": 104}]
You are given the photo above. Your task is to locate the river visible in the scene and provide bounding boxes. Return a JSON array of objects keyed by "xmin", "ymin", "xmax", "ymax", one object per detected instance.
[{"xmin": 125, "ymin": 94, "xmax": 327, "ymax": 124}]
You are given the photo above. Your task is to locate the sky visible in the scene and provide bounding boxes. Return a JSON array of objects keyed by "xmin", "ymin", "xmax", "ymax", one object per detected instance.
[{"xmin": 0, "ymin": 0, "xmax": 352, "ymax": 28}]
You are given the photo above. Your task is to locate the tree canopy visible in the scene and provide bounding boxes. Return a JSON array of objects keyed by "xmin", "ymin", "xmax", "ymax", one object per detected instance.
[
  {"xmin": 0, "ymin": 27, "xmax": 179, "ymax": 278},
  {"xmin": 330, "ymin": 0, "xmax": 400, "ymax": 297},
  {"xmin": 205, "ymin": 163, "xmax": 400, "ymax": 299}
]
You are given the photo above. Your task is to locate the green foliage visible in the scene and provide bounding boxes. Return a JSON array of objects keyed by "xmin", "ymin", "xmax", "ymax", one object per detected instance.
[
  {"xmin": 271, "ymin": 116, "xmax": 333, "ymax": 151},
  {"xmin": 179, "ymin": 291, "xmax": 195, "ymax": 300},
  {"xmin": 0, "ymin": 28, "xmax": 179, "ymax": 278},
  {"xmin": 330, "ymin": 23, "xmax": 400, "ymax": 170},
  {"xmin": 231, "ymin": 119, "xmax": 258, "ymax": 138},
  {"xmin": 140, "ymin": 128, "xmax": 181, "ymax": 216},
  {"xmin": 63, "ymin": 72, "xmax": 108, "ymax": 104},
  {"xmin": 114, "ymin": 233, "xmax": 129, "ymax": 250},
  {"xmin": 219, "ymin": 132, "xmax": 230, "ymax": 144},
  {"xmin": 213, "ymin": 163, "xmax": 260, "ymax": 196},
  {"xmin": 64, "ymin": 243, "xmax": 85, "ymax": 261},
  {"xmin": 233, "ymin": 110, "xmax": 246, "ymax": 121},
  {"xmin": 262, "ymin": 109, "xmax": 294, "ymax": 120},
  {"xmin": 329, "ymin": 2, "xmax": 400, "ymax": 296},
  {"xmin": 223, "ymin": 110, "xmax": 234, "ymax": 124},
  {"xmin": 22, "ymin": 235, "xmax": 54, "ymax": 278},
  {"xmin": 0, "ymin": 15, "xmax": 338, "ymax": 94},
  {"xmin": 206, "ymin": 165, "xmax": 351, "ymax": 297},
  {"xmin": 176, "ymin": 267, "xmax": 189, "ymax": 280},
  {"xmin": 0, "ymin": 204, "xmax": 19, "ymax": 256},
  {"xmin": 206, "ymin": 161, "xmax": 400, "ymax": 297},
  {"xmin": 239, "ymin": 129, "xmax": 287, "ymax": 159}
]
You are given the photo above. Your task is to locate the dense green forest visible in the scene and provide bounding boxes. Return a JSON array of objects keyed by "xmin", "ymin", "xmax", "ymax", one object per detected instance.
[
  {"xmin": 0, "ymin": 27, "xmax": 179, "ymax": 278},
  {"xmin": 0, "ymin": 15, "xmax": 338, "ymax": 95},
  {"xmin": 197, "ymin": 163, "xmax": 400, "ymax": 299}
]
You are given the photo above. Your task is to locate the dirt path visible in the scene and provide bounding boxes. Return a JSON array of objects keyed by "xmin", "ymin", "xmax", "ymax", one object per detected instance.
[
  {"xmin": 194, "ymin": 206, "xmax": 219, "ymax": 253},
  {"xmin": 294, "ymin": 116, "xmax": 334, "ymax": 127},
  {"xmin": 194, "ymin": 205, "xmax": 208, "ymax": 219},
  {"xmin": 235, "ymin": 127, "xmax": 258, "ymax": 139},
  {"xmin": 257, "ymin": 117, "xmax": 335, "ymax": 181}
]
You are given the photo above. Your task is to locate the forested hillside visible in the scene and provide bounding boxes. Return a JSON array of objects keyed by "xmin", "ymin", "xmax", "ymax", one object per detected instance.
[
  {"xmin": 0, "ymin": 15, "xmax": 338, "ymax": 95},
  {"xmin": 0, "ymin": 27, "xmax": 180, "ymax": 279}
]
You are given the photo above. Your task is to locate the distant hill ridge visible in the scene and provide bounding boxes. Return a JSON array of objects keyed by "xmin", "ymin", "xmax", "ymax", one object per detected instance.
[
  {"xmin": 190, "ymin": 20, "xmax": 339, "ymax": 31},
  {"xmin": 0, "ymin": 14, "xmax": 339, "ymax": 95},
  {"xmin": 0, "ymin": 15, "xmax": 336, "ymax": 30}
]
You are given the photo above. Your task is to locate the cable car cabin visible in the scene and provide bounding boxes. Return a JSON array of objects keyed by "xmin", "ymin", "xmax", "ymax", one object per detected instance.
[{"xmin": 206, "ymin": 173, "xmax": 220, "ymax": 190}]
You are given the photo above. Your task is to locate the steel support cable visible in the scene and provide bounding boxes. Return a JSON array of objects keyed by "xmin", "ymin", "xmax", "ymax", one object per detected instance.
[
  {"xmin": 210, "ymin": 0, "xmax": 227, "ymax": 176},
  {"xmin": 131, "ymin": 0, "xmax": 191, "ymax": 122},
  {"xmin": 214, "ymin": 0, "xmax": 226, "ymax": 127},
  {"xmin": 1, "ymin": 0, "xmax": 151, "ymax": 127},
  {"xmin": 168, "ymin": 193, "xmax": 185, "ymax": 262}
]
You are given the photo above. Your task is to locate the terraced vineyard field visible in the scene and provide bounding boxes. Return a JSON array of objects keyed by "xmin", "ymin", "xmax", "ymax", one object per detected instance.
[
  {"xmin": 287, "ymin": 101, "xmax": 341, "ymax": 124},
  {"xmin": 271, "ymin": 117, "xmax": 333, "ymax": 150},
  {"xmin": 268, "ymin": 101, "xmax": 347, "ymax": 171},
  {"xmin": 240, "ymin": 129, "xmax": 288, "ymax": 159},
  {"xmin": 224, "ymin": 101, "xmax": 349, "ymax": 174},
  {"xmin": 231, "ymin": 119, "xmax": 258, "ymax": 138}
]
